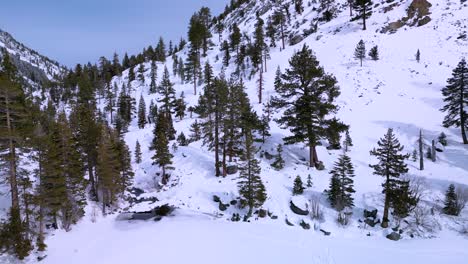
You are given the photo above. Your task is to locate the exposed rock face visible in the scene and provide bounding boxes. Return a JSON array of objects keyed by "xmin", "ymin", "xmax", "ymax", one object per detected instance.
[{"xmin": 383, "ymin": 0, "xmax": 432, "ymax": 33}]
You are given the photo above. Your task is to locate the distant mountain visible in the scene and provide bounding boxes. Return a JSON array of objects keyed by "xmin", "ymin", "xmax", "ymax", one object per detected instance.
[{"xmin": 0, "ymin": 28, "xmax": 67, "ymax": 90}]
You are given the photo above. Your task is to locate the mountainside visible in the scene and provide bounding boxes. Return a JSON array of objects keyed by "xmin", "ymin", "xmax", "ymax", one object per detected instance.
[
  {"xmin": 1, "ymin": 0, "xmax": 468, "ymax": 263},
  {"xmin": 0, "ymin": 28, "xmax": 66, "ymax": 90}
]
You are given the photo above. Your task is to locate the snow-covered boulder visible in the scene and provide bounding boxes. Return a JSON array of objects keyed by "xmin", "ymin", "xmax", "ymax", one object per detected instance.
[{"xmin": 290, "ymin": 196, "xmax": 309, "ymax": 216}]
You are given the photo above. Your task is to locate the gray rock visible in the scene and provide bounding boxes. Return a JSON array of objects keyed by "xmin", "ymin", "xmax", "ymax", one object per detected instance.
[
  {"xmin": 226, "ymin": 165, "xmax": 238, "ymax": 175},
  {"xmin": 264, "ymin": 151, "xmax": 275, "ymax": 160},
  {"xmin": 290, "ymin": 201, "xmax": 309, "ymax": 216},
  {"xmin": 386, "ymin": 232, "xmax": 401, "ymax": 241},
  {"xmin": 213, "ymin": 195, "xmax": 221, "ymax": 203},
  {"xmin": 285, "ymin": 218, "xmax": 294, "ymax": 226},
  {"xmin": 300, "ymin": 220, "xmax": 311, "ymax": 230},
  {"xmin": 219, "ymin": 202, "xmax": 228, "ymax": 211},
  {"xmin": 320, "ymin": 229, "xmax": 331, "ymax": 236}
]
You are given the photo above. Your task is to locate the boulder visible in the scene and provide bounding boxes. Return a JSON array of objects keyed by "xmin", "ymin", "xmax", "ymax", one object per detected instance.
[
  {"xmin": 364, "ymin": 218, "xmax": 381, "ymax": 227},
  {"xmin": 258, "ymin": 209, "xmax": 267, "ymax": 218},
  {"xmin": 386, "ymin": 232, "xmax": 401, "ymax": 241},
  {"xmin": 435, "ymin": 142, "xmax": 444, "ymax": 152},
  {"xmin": 290, "ymin": 200, "xmax": 309, "ymax": 216},
  {"xmin": 230, "ymin": 200, "xmax": 237, "ymax": 206},
  {"xmin": 218, "ymin": 202, "xmax": 228, "ymax": 211},
  {"xmin": 300, "ymin": 220, "xmax": 311, "ymax": 230},
  {"xmin": 285, "ymin": 218, "xmax": 294, "ymax": 226},
  {"xmin": 363, "ymin": 209, "xmax": 378, "ymax": 219},
  {"xmin": 264, "ymin": 151, "xmax": 275, "ymax": 160},
  {"xmin": 213, "ymin": 195, "xmax": 221, "ymax": 203},
  {"xmin": 289, "ymin": 33, "xmax": 304, "ymax": 46},
  {"xmin": 315, "ymin": 161, "xmax": 325, "ymax": 171},
  {"xmin": 226, "ymin": 165, "xmax": 238, "ymax": 175}
]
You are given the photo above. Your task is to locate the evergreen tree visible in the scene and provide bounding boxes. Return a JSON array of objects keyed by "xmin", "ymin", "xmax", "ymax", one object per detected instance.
[
  {"xmin": 135, "ymin": 140, "xmax": 142, "ymax": 164},
  {"xmin": 294, "ymin": 0, "xmax": 304, "ymax": 14},
  {"xmin": 443, "ymin": 184, "xmax": 461, "ymax": 216},
  {"xmin": 412, "ymin": 149, "xmax": 418, "ymax": 162},
  {"xmin": 415, "ymin": 49, "xmax": 421, "ymax": 63},
  {"xmin": 149, "ymin": 60, "xmax": 158, "ymax": 94},
  {"xmin": 122, "ymin": 52, "xmax": 130, "ymax": 69},
  {"xmin": 440, "ymin": 58, "xmax": 468, "ymax": 144},
  {"xmin": 230, "ymin": 23, "xmax": 242, "ymax": 55},
  {"xmin": 137, "ymin": 94, "xmax": 147, "ymax": 129},
  {"xmin": 128, "ymin": 66, "xmax": 135, "ymax": 83},
  {"xmin": 352, "ymin": 0, "xmax": 373, "ymax": 30},
  {"xmin": 221, "ymin": 40, "xmax": 231, "ymax": 67},
  {"xmin": 96, "ymin": 125, "xmax": 121, "ymax": 214},
  {"xmin": 177, "ymin": 132, "xmax": 188, "ymax": 146},
  {"xmin": 327, "ymin": 154, "xmax": 355, "ymax": 211},
  {"xmin": 175, "ymin": 92, "xmax": 187, "ymax": 120},
  {"xmin": 238, "ymin": 128, "xmax": 267, "ymax": 217},
  {"xmin": 369, "ymin": 45, "xmax": 379, "ymax": 60},
  {"xmin": 271, "ymin": 144, "xmax": 285, "ymax": 170},
  {"xmin": 155, "ymin": 37, "xmax": 166, "ymax": 62},
  {"xmin": 343, "ymin": 130, "xmax": 353, "ymax": 152},
  {"xmin": 137, "ymin": 63, "xmax": 145, "ymax": 84},
  {"xmin": 189, "ymin": 119, "xmax": 202, "ymax": 142},
  {"xmin": 306, "ymin": 174, "xmax": 313, "ymax": 188},
  {"xmin": 158, "ymin": 66, "xmax": 177, "ymax": 115},
  {"xmin": 325, "ymin": 117, "xmax": 349, "ymax": 150},
  {"xmin": 272, "ymin": 44, "xmax": 341, "ymax": 168},
  {"xmin": 370, "ymin": 128, "xmax": 410, "ymax": 228},
  {"xmin": 354, "ymin": 40, "xmax": 366, "ymax": 67},
  {"xmin": 293, "ymin": 175, "xmax": 305, "ymax": 195},
  {"xmin": 151, "ymin": 111, "xmax": 174, "ymax": 185}
]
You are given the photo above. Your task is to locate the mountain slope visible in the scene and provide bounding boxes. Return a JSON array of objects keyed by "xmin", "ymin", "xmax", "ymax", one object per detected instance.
[{"xmin": 2, "ymin": 0, "xmax": 468, "ymax": 263}]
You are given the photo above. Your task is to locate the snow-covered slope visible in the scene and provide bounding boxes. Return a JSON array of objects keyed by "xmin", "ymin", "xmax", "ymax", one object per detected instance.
[
  {"xmin": 11, "ymin": 0, "xmax": 468, "ymax": 263},
  {"xmin": 0, "ymin": 28, "xmax": 66, "ymax": 87}
]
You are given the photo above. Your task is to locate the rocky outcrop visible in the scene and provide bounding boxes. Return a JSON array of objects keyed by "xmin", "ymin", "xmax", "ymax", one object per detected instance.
[
  {"xmin": 290, "ymin": 200, "xmax": 309, "ymax": 216},
  {"xmin": 382, "ymin": 0, "xmax": 432, "ymax": 33}
]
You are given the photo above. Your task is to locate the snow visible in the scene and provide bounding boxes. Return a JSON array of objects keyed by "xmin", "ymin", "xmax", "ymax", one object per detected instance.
[
  {"xmin": 37, "ymin": 210, "xmax": 468, "ymax": 264},
  {"xmin": 2, "ymin": 0, "xmax": 468, "ymax": 263}
]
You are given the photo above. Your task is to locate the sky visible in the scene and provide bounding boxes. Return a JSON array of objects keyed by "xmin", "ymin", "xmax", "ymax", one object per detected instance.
[{"xmin": 0, "ymin": 0, "xmax": 228, "ymax": 67}]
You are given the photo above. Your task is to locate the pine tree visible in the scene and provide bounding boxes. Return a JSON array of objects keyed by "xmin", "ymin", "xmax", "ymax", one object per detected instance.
[
  {"xmin": 137, "ymin": 63, "xmax": 145, "ymax": 84},
  {"xmin": 369, "ymin": 45, "xmax": 379, "ymax": 60},
  {"xmin": 151, "ymin": 111, "xmax": 174, "ymax": 185},
  {"xmin": 438, "ymin": 132, "xmax": 448, "ymax": 146},
  {"xmin": 354, "ymin": 40, "xmax": 366, "ymax": 67},
  {"xmin": 230, "ymin": 23, "xmax": 242, "ymax": 55},
  {"xmin": 412, "ymin": 149, "xmax": 418, "ymax": 162},
  {"xmin": 238, "ymin": 129, "xmax": 267, "ymax": 217},
  {"xmin": 272, "ymin": 44, "xmax": 341, "ymax": 168},
  {"xmin": 343, "ymin": 130, "xmax": 353, "ymax": 152},
  {"xmin": 440, "ymin": 58, "xmax": 468, "ymax": 144},
  {"xmin": 175, "ymin": 92, "xmax": 187, "ymax": 120},
  {"xmin": 177, "ymin": 132, "xmax": 188, "ymax": 146},
  {"xmin": 271, "ymin": 144, "xmax": 285, "ymax": 170},
  {"xmin": 415, "ymin": 49, "xmax": 421, "ymax": 63},
  {"xmin": 327, "ymin": 154, "xmax": 356, "ymax": 211},
  {"xmin": 352, "ymin": 0, "xmax": 373, "ymax": 30},
  {"xmin": 137, "ymin": 94, "xmax": 147, "ymax": 129},
  {"xmin": 158, "ymin": 66, "xmax": 177, "ymax": 115},
  {"xmin": 221, "ymin": 40, "xmax": 230, "ymax": 67},
  {"xmin": 294, "ymin": 0, "xmax": 304, "ymax": 14},
  {"xmin": 293, "ymin": 175, "xmax": 305, "ymax": 195},
  {"xmin": 370, "ymin": 128, "xmax": 410, "ymax": 228},
  {"xmin": 149, "ymin": 60, "xmax": 158, "ymax": 94},
  {"xmin": 135, "ymin": 140, "xmax": 142, "ymax": 164},
  {"xmin": 155, "ymin": 37, "xmax": 166, "ymax": 62},
  {"xmin": 189, "ymin": 119, "xmax": 202, "ymax": 142},
  {"xmin": 443, "ymin": 184, "xmax": 460, "ymax": 216},
  {"xmin": 306, "ymin": 174, "xmax": 313, "ymax": 188},
  {"xmin": 128, "ymin": 66, "xmax": 135, "ymax": 83}
]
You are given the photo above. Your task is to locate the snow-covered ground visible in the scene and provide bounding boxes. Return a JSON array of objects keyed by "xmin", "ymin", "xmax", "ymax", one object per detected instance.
[
  {"xmin": 2, "ymin": 0, "xmax": 468, "ymax": 263},
  {"xmin": 29, "ymin": 210, "xmax": 468, "ymax": 264}
]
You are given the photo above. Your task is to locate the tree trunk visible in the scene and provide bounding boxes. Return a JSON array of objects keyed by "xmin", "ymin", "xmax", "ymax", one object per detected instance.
[
  {"xmin": 431, "ymin": 140, "xmax": 436, "ymax": 162},
  {"xmin": 419, "ymin": 130, "xmax": 424, "ymax": 170},
  {"xmin": 362, "ymin": 7, "xmax": 367, "ymax": 30},
  {"xmin": 461, "ymin": 85, "xmax": 467, "ymax": 144},
  {"xmin": 381, "ymin": 176, "xmax": 390, "ymax": 228},
  {"xmin": 222, "ymin": 137, "xmax": 227, "ymax": 177},
  {"xmin": 280, "ymin": 20, "xmax": 285, "ymax": 50},
  {"xmin": 258, "ymin": 68, "xmax": 263, "ymax": 104},
  {"xmin": 88, "ymin": 159, "xmax": 97, "ymax": 200},
  {"xmin": 5, "ymin": 91, "xmax": 20, "ymax": 210},
  {"xmin": 214, "ymin": 112, "xmax": 220, "ymax": 177}
]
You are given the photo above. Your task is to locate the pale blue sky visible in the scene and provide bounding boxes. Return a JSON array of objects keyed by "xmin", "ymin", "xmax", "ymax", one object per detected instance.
[{"xmin": 0, "ymin": 0, "xmax": 228, "ymax": 67}]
